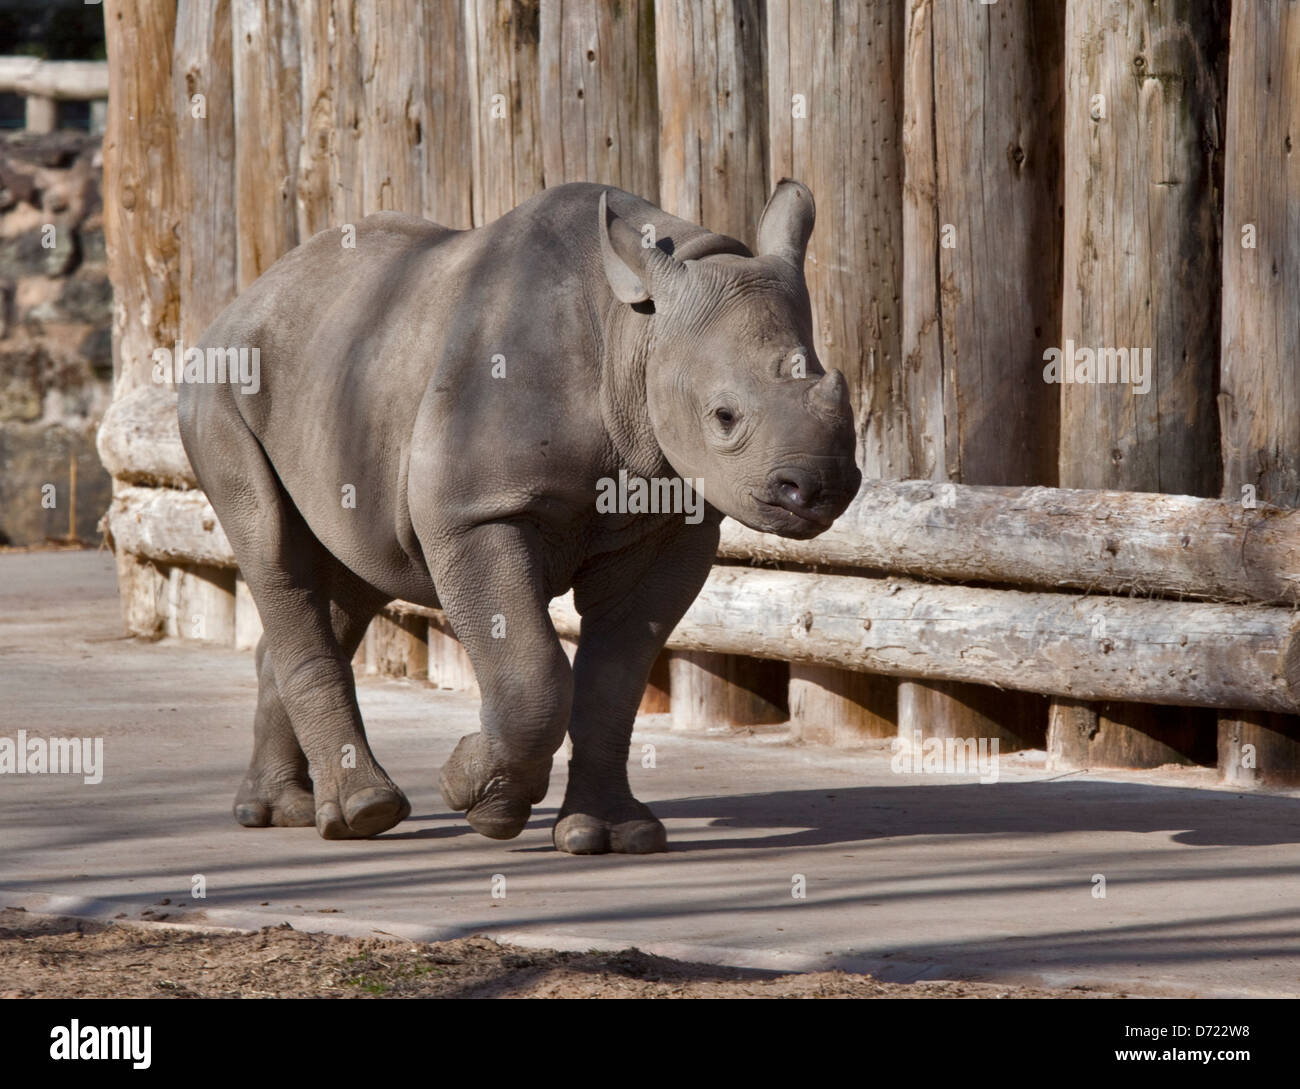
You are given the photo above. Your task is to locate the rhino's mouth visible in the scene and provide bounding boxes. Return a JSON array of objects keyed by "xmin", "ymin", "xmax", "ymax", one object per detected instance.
[{"xmin": 752, "ymin": 494, "xmax": 834, "ymax": 536}]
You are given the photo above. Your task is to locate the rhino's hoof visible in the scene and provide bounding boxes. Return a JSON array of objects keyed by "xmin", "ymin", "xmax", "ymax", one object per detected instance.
[
  {"xmin": 314, "ymin": 786, "xmax": 410, "ymax": 839},
  {"xmin": 234, "ymin": 783, "xmax": 315, "ymax": 828},
  {"xmin": 466, "ymin": 794, "xmax": 534, "ymax": 840},
  {"xmin": 440, "ymin": 732, "xmax": 551, "ymax": 840},
  {"xmin": 553, "ymin": 814, "xmax": 667, "ymax": 855}
]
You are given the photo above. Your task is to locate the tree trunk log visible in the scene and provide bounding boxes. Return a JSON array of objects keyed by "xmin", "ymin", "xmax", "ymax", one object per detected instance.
[
  {"xmin": 539, "ymin": 0, "xmax": 658, "ymax": 200},
  {"xmin": 1217, "ymin": 0, "xmax": 1300, "ymax": 787}
]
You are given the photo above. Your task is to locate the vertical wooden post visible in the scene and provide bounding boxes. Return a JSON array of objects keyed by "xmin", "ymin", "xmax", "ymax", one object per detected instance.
[
  {"xmin": 175, "ymin": 0, "xmax": 238, "ymax": 346},
  {"xmin": 103, "ymin": 0, "xmax": 181, "ymax": 391},
  {"xmin": 788, "ymin": 664, "xmax": 895, "ymax": 748},
  {"xmin": 768, "ymin": 0, "xmax": 904, "ymax": 478},
  {"xmin": 295, "ymin": 0, "xmax": 338, "ymax": 236},
  {"xmin": 656, "ymin": 0, "xmax": 780, "ymax": 731},
  {"xmin": 358, "ymin": 0, "xmax": 426, "ymax": 215},
  {"xmin": 539, "ymin": 0, "xmax": 658, "ymax": 199},
  {"xmin": 638, "ymin": 651, "xmax": 671, "ymax": 714},
  {"xmin": 234, "ymin": 574, "xmax": 263, "ymax": 651},
  {"xmin": 232, "ymin": 0, "xmax": 301, "ymax": 288},
  {"xmin": 364, "ymin": 609, "xmax": 429, "ymax": 678},
  {"xmin": 669, "ymin": 652, "xmax": 786, "ymax": 732},
  {"xmin": 25, "ymin": 95, "xmax": 56, "ymax": 134},
  {"xmin": 767, "ymin": 0, "xmax": 904, "ymax": 746},
  {"xmin": 1217, "ymin": 0, "xmax": 1300, "ymax": 787},
  {"xmin": 1053, "ymin": 0, "xmax": 1227, "ymax": 769},
  {"xmin": 427, "ymin": 615, "xmax": 480, "ymax": 695},
  {"xmin": 898, "ymin": 0, "xmax": 1064, "ymax": 753},
  {"xmin": 168, "ymin": 565, "xmax": 237, "ymax": 644},
  {"xmin": 654, "ymin": 0, "xmax": 767, "ymax": 245},
  {"xmin": 330, "ymin": 0, "xmax": 367, "ymax": 228},
  {"xmin": 424, "ymin": 0, "xmax": 474, "ymax": 228},
  {"xmin": 115, "ymin": 552, "xmax": 167, "ymax": 639},
  {"xmin": 465, "ymin": 0, "xmax": 544, "ymax": 226}
]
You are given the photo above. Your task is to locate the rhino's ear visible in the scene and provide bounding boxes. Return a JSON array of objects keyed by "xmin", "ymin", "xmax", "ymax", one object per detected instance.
[
  {"xmin": 599, "ymin": 190, "xmax": 683, "ymax": 304},
  {"xmin": 756, "ymin": 178, "xmax": 815, "ymax": 271}
]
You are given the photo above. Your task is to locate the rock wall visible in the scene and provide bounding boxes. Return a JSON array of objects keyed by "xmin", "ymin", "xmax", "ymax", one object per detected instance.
[{"xmin": 0, "ymin": 131, "xmax": 111, "ymax": 545}]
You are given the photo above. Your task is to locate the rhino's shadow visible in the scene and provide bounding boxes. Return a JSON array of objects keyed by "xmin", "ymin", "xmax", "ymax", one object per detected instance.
[{"xmin": 487, "ymin": 780, "xmax": 1300, "ymax": 852}]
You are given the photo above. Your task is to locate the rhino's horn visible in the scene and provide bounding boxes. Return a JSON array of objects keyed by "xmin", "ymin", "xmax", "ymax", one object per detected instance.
[
  {"xmin": 806, "ymin": 369, "xmax": 851, "ymax": 421},
  {"xmin": 756, "ymin": 178, "xmax": 815, "ymax": 272}
]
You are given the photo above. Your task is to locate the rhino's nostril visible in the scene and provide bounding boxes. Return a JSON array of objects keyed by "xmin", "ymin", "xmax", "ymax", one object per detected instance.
[{"xmin": 774, "ymin": 472, "xmax": 820, "ymax": 510}]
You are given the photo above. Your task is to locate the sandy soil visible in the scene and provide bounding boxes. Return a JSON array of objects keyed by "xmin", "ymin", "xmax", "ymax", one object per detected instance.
[{"xmin": 0, "ymin": 908, "xmax": 1127, "ymax": 999}]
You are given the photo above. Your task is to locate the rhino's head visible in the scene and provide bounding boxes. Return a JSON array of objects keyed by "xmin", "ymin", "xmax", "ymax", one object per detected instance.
[{"xmin": 600, "ymin": 181, "xmax": 861, "ymax": 539}]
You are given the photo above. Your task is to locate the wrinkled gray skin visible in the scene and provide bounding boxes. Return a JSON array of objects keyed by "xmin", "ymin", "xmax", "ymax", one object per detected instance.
[{"xmin": 178, "ymin": 180, "xmax": 860, "ymax": 854}]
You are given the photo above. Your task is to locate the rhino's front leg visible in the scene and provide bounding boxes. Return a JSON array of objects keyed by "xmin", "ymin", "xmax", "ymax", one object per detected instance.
[
  {"xmin": 427, "ymin": 523, "xmax": 574, "ymax": 840},
  {"xmin": 555, "ymin": 523, "xmax": 719, "ymax": 854}
]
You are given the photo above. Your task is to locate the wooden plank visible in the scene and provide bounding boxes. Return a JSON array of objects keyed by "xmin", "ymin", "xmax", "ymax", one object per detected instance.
[
  {"xmin": 234, "ymin": 574, "xmax": 263, "ymax": 651},
  {"xmin": 465, "ymin": 0, "xmax": 544, "ymax": 226},
  {"xmin": 102, "ymin": 0, "xmax": 181, "ymax": 391},
  {"xmin": 654, "ymin": 0, "xmax": 766, "ymax": 243},
  {"xmin": 358, "ymin": 0, "xmax": 425, "ymax": 215},
  {"xmin": 1050, "ymin": 698, "xmax": 1216, "ymax": 769},
  {"xmin": 1219, "ymin": 0, "xmax": 1300, "ymax": 507},
  {"xmin": 539, "ymin": 0, "xmax": 658, "ymax": 199},
  {"xmin": 427, "ymin": 614, "xmax": 479, "ymax": 695},
  {"xmin": 1057, "ymin": 0, "xmax": 1228, "ymax": 769},
  {"xmin": 331, "ymin": 0, "xmax": 367, "ymax": 226},
  {"xmin": 232, "ymin": 0, "xmax": 301, "ymax": 288},
  {"xmin": 24, "ymin": 95, "xmax": 56, "ymax": 133},
  {"xmin": 789, "ymin": 663, "xmax": 896, "ymax": 747},
  {"xmin": 1060, "ymin": 0, "xmax": 1225, "ymax": 494},
  {"xmin": 768, "ymin": 0, "xmax": 904, "ymax": 477},
  {"xmin": 898, "ymin": 0, "xmax": 1065, "ymax": 752},
  {"xmin": 669, "ymin": 651, "xmax": 787, "ymax": 732},
  {"xmin": 174, "ymin": 0, "xmax": 238, "ymax": 344},
  {"xmin": 1217, "ymin": 0, "xmax": 1300, "ymax": 787},
  {"xmin": 364, "ymin": 610, "xmax": 429, "ymax": 678},
  {"xmin": 114, "ymin": 550, "xmax": 167, "ymax": 639},
  {"xmin": 928, "ymin": 0, "xmax": 1063, "ymax": 485},
  {"xmin": 653, "ymin": 0, "xmax": 775, "ymax": 733},
  {"xmin": 424, "ymin": 0, "xmax": 473, "ymax": 227},
  {"xmin": 294, "ymin": 0, "xmax": 336, "ymax": 237},
  {"xmin": 167, "ymin": 564, "xmax": 237, "ymax": 644}
]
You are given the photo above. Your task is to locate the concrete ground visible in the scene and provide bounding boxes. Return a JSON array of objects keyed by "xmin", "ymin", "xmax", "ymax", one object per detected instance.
[{"xmin": 2, "ymin": 550, "xmax": 1298, "ymax": 997}]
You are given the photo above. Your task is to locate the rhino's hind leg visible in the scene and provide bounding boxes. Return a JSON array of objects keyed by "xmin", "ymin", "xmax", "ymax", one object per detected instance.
[
  {"xmin": 233, "ymin": 635, "xmax": 316, "ymax": 827},
  {"xmin": 187, "ymin": 403, "xmax": 409, "ymax": 840}
]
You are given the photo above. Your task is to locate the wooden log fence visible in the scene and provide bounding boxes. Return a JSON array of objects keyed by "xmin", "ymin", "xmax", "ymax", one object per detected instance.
[{"xmin": 93, "ymin": 0, "xmax": 1300, "ymax": 785}]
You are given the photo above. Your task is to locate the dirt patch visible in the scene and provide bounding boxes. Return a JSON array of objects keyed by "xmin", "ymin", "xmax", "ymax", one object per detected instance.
[{"xmin": 0, "ymin": 908, "xmax": 1125, "ymax": 998}]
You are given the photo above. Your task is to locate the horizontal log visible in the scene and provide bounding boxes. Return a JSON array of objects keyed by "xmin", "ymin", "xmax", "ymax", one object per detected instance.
[
  {"xmin": 0, "ymin": 57, "xmax": 109, "ymax": 99},
  {"xmin": 97, "ymin": 386, "xmax": 197, "ymax": 489},
  {"xmin": 107, "ymin": 485, "xmax": 233, "ymax": 567},
  {"xmin": 547, "ymin": 569, "xmax": 1300, "ymax": 714},
  {"xmin": 108, "ymin": 486, "xmax": 1300, "ymax": 712},
  {"xmin": 719, "ymin": 480, "xmax": 1300, "ymax": 604}
]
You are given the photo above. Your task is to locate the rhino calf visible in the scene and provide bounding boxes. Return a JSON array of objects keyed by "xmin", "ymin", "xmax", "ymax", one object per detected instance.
[{"xmin": 178, "ymin": 180, "xmax": 860, "ymax": 854}]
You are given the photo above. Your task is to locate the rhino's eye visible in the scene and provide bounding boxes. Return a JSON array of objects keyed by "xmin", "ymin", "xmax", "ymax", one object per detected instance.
[{"xmin": 714, "ymin": 406, "xmax": 737, "ymax": 429}]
